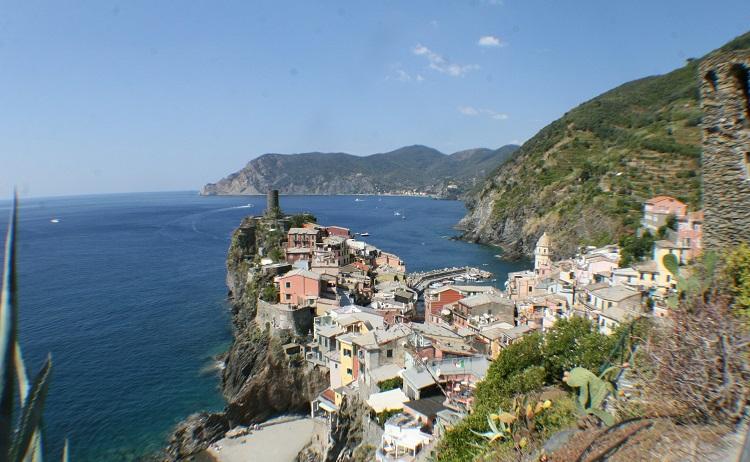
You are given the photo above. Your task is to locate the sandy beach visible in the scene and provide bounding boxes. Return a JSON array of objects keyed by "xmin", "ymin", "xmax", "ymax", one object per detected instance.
[{"xmin": 203, "ymin": 417, "xmax": 316, "ymax": 462}]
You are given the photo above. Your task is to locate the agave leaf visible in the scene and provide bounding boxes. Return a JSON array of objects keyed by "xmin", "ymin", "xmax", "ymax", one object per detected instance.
[
  {"xmin": 10, "ymin": 355, "xmax": 51, "ymax": 462},
  {"xmin": 24, "ymin": 431, "xmax": 42, "ymax": 462},
  {"xmin": 15, "ymin": 344, "xmax": 29, "ymax": 404},
  {"xmin": 487, "ymin": 415, "xmax": 499, "ymax": 434},
  {"xmin": 1, "ymin": 193, "xmax": 19, "ymax": 454},
  {"xmin": 62, "ymin": 439, "xmax": 69, "ymax": 462}
]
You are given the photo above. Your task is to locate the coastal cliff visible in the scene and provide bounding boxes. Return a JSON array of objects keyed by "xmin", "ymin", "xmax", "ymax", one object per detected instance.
[
  {"xmin": 201, "ymin": 144, "xmax": 518, "ymax": 199},
  {"xmin": 164, "ymin": 216, "xmax": 326, "ymax": 460},
  {"xmin": 460, "ymin": 31, "xmax": 750, "ymax": 258}
]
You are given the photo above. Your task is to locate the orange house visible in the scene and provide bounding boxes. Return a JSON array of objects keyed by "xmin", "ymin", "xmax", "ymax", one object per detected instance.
[{"xmin": 278, "ymin": 269, "xmax": 322, "ymax": 306}]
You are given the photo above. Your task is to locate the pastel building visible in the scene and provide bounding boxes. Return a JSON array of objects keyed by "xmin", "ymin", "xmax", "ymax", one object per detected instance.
[
  {"xmin": 641, "ymin": 196, "xmax": 688, "ymax": 234},
  {"xmin": 424, "ymin": 285, "xmax": 497, "ymax": 324},
  {"xmin": 278, "ymin": 268, "xmax": 322, "ymax": 306}
]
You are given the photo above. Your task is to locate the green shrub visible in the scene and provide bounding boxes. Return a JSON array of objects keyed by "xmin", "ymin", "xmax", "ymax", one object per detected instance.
[
  {"xmin": 724, "ymin": 243, "xmax": 750, "ymax": 318},
  {"xmin": 437, "ymin": 318, "xmax": 616, "ymax": 461},
  {"xmin": 377, "ymin": 377, "xmax": 403, "ymax": 392}
]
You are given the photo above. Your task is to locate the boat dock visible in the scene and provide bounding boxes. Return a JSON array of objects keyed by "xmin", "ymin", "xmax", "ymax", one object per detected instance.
[{"xmin": 407, "ymin": 266, "xmax": 493, "ymax": 292}]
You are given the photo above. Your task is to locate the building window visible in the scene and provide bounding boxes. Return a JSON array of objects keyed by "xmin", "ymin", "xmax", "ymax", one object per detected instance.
[
  {"xmin": 343, "ymin": 348, "xmax": 352, "ymax": 357},
  {"xmin": 285, "ymin": 294, "xmax": 291, "ymax": 301},
  {"xmin": 285, "ymin": 282, "xmax": 291, "ymax": 288},
  {"xmin": 730, "ymin": 63, "xmax": 750, "ymax": 122},
  {"xmin": 608, "ymin": 302, "xmax": 612, "ymax": 308},
  {"xmin": 346, "ymin": 368, "xmax": 352, "ymax": 376},
  {"xmin": 386, "ymin": 349, "xmax": 393, "ymax": 358}
]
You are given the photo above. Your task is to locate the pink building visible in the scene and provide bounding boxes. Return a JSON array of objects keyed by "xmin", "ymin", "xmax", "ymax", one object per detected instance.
[
  {"xmin": 278, "ymin": 269, "xmax": 322, "ymax": 306},
  {"xmin": 375, "ymin": 252, "xmax": 406, "ymax": 272},
  {"xmin": 287, "ymin": 227, "xmax": 321, "ymax": 249},
  {"xmin": 325, "ymin": 226, "xmax": 351, "ymax": 238},
  {"xmin": 676, "ymin": 211, "xmax": 703, "ymax": 260}
]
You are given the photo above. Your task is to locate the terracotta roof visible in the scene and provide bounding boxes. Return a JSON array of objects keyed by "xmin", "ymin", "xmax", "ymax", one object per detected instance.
[
  {"xmin": 280, "ymin": 268, "xmax": 321, "ymax": 280},
  {"xmin": 321, "ymin": 388, "xmax": 336, "ymax": 403},
  {"xmin": 645, "ymin": 195, "xmax": 685, "ymax": 206}
]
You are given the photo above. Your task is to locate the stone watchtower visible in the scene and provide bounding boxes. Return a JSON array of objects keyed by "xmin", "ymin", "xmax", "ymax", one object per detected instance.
[
  {"xmin": 265, "ymin": 189, "xmax": 280, "ymax": 218},
  {"xmin": 699, "ymin": 51, "xmax": 750, "ymax": 249}
]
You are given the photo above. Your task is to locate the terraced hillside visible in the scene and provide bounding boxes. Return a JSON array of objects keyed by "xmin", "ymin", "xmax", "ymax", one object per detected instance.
[{"xmin": 460, "ymin": 31, "xmax": 750, "ymax": 259}]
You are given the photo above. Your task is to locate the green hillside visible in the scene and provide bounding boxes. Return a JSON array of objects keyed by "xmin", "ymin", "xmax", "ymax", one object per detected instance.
[{"xmin": 462, "ymin": 31, "xmax": 750, "ymax": 258}]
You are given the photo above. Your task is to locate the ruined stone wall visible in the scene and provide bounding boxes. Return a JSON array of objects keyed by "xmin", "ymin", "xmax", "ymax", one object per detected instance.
[
  {"xmin": 700, "ymin": 51, "xmax": 750, "ymax": 249},
  {"xmin": 256, "ymin": 299, "xmax": 314, "ymax": 336}
]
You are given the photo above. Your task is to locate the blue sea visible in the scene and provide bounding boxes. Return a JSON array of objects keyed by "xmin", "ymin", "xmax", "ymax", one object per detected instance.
[{"xmin": 0, "ymin": 192, "xmax": 530, "ymax": 461}]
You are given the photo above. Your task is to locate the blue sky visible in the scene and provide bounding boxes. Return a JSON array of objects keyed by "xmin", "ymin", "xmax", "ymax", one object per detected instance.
[{"xmin": 1, "ymin": 1, "xmax": 748, "ymax": 197}]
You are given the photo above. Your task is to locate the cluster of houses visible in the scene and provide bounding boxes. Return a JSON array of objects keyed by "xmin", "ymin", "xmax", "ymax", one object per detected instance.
[{"xmin": 256, "ymin": 193, "xmax": 701, "ymax": 462}]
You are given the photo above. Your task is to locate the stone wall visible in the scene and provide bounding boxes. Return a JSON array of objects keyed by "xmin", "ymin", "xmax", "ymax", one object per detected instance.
[
  {"xmin": 257, "ymin": 299, "xmax": 314, "ymax": 336},
  {"xmin": 700, "ymin": 51, "xmax": 750, "ymax": 249}
]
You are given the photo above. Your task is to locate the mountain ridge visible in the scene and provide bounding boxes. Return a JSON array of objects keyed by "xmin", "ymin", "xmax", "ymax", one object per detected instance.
[
  {"xmin": 201, "ymin": 144, "xmax": 519, "ymax": 198},
  {"xmin": 459, "ymin": 31, "xmax": 750, "ymax": 259}
]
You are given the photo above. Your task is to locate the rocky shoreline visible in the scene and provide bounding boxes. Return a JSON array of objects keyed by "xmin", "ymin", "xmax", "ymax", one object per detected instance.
[{"xmin": 163, "ymin": 216, "xmax": 327, "ymax": 461}]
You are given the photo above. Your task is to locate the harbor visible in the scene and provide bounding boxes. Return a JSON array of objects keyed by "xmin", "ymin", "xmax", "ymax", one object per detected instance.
[{"xmin": 407, "ymin": 266, "xmax": 493, "ymax": 293}]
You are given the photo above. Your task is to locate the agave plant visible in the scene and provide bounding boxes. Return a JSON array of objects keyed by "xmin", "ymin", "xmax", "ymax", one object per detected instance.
[
  {"xmin": 0, "ymin": 194, "xmax": 68, "ymax": 461},
  {"xmin": 472, "ymin": 397, "xmax": 553, "ymax": 452}
]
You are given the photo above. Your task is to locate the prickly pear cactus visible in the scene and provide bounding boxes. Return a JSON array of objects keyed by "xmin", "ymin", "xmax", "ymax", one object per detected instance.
[{"xmin": 563, "ymin": 367, "xmax": 616, "ymax": 426}]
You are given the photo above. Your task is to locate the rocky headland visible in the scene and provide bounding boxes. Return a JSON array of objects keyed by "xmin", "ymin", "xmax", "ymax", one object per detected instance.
[
  {"xmin": 164, "ymin": 215, "xmax": 327, "ymax": 461},
  {"xmin": 200, "ymin": 144, "xmax": 518, "ymax": 200}
]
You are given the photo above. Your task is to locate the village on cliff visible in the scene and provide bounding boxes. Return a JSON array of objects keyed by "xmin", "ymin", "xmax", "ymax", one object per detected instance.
[{"xmin": 219, "ymin": 186, "xmax": 705, "ymax": 462}]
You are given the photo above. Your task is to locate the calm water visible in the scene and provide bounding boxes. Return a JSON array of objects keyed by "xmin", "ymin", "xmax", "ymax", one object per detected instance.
[{"xmin": 0, "ymin": 192, "xmax": 530, "ymax": 461}]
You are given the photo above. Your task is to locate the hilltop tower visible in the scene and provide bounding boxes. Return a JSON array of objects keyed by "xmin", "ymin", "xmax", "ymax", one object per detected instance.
[
  {"xmin": 265, "ymin": 189, "xmax": 281, "ymax": 218},
  {"xmin": 534, "ymin": 232, "xmax": 552, "ymax": 277},
  {"xmin": 700, "ymin": 51, "xmax": 750, "ymax": 249}
]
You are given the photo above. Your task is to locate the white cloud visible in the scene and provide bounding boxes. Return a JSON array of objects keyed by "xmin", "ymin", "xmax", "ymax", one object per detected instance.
[
  {"xmin": 457, "ymin": 106, "xmax": 509, "ymax": 121},
  {"xmin": 483, "ymin": 0, "xmax": 504, "ymax": 5},
  {"xmin": 458, "ymin": 106, "xmax": 480, "ymax": 116},
  {"xmin": 413, "ymin": 44, "xmax": 479, "ymax": 77},
  {"xmin": 386, "ymin": 67, "xmax": 425, "ymax": 83},
  {"xmin": 478, "ymin": 35, "xmax": 506, "ymax": 47}
]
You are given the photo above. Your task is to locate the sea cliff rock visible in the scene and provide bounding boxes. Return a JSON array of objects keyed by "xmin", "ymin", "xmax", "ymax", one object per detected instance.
[
  {"xmin": 164, "ymin": 413, "xmax": 229, "ymax": 461},
  {"xmin": 295, "ymin": 397, "xmax": 369, "ymax": 462},
  {"xmin": 163, "ymin": 215, "xmax": 326, "ymax": 460},
  {"xmin": 222, "ymin": 325, "xmax": 327, "ymax": 425}
]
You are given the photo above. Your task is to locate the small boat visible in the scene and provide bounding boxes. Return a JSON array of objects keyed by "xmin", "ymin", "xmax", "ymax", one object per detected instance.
[
  {"xmin": 360, "ymin": 232, "xmax": 370, "ymax": 237},
  {"xmin": 50, "ymin": 219, "xmax": 60, "ymax": 224},
  {"xmin": 394, "ymin": 211, "xmax": 401, "ymax": 216},
  {"xmin": 355, "ymin": 198, "xmax": 364, "ymax": 202},
  {"xmin": 453, "ymin": 276, "xmax": 465, "ymax": 282}
]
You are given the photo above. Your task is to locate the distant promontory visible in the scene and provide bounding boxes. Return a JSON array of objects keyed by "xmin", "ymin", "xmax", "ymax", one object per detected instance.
[{"xmin": 200, "ymin": 144, "xmax": 519, "ymax": 199}]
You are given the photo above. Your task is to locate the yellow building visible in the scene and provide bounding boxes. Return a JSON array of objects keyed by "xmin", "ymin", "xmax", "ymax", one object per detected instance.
[
  {"xmin": 337, "ymin": 334, "xmax": 357, "ymax": 386},
  {"xmin": 653, "ymin": 240, "xmax": 689, "ymax": 295}
]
